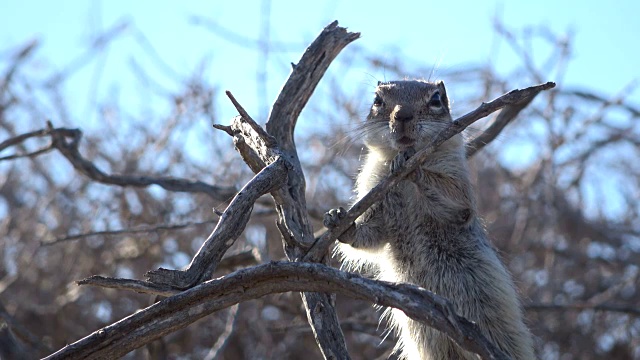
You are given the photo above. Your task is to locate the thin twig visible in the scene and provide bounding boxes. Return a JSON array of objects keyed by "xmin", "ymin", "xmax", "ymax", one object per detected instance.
[
  {"xmin": 40, "ymin": 220, "xmax": 216, "ymax": 246},
  {"xmin": 1, "ymin": 122, "xmax": 239, "ymax": 202},
  {"xmin": 561, "ymin": 87, "xmax": 639, "ymax": 117},
  {"xmin": 0, "ymin": 39, "xmax": 39, "ymax": 96},
  {"xmin": 0, "ymin": 127, "xmax": 51, "ymax": 153},
  {"xmin": 0, "ymin": 145, "xmax": 54, "ymax": 161},
  {"xmin": 203, "ymin": 304, "xmax": 239, "ymax": 360},
  {"xmin": 40, "ymin": 212, "xmax": 274, "ymax": 247},
  {"xmin": 466, "ymin": 90, "xmax": 539, "ymax": 157},
  {"xmin": 225, "ymin": 91, "xmax": 277, "ymax": 147}
]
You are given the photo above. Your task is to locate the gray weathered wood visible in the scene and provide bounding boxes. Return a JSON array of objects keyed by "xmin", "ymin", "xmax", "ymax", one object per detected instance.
[
  {"xmin": 145, "ymin": 158, "xmax": 287, "ymax": 289},
  {"xmin": 259, "ymin": 20, "xmax": 360, "ymax": 360},
  {"xmin": 54, "ymin": 262, "xmax": 509, "ymax": 360}
]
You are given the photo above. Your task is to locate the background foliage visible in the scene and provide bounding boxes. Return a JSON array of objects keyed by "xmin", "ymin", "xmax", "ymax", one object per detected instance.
[{"xmin": 1, "ymin": 10, "xmax": 639, "ymax": 360}]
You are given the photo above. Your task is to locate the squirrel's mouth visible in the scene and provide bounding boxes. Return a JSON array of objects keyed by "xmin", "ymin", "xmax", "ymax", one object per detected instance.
[{"xmin": 396, "ymin": 136, "xmax": 414, "ymax": 146}]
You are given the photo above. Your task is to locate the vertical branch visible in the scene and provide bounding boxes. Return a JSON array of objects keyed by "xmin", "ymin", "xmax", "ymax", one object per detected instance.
[{"xmin": 264, "ymin": 21, "xmax": 360, "ymax": 359}]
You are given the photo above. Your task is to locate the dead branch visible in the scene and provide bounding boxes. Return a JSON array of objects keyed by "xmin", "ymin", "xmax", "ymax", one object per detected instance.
[
  {"xmin": 0, "ymin": 121, "xmax": 239, "ymax": 201},
  {"xmin": 304, "ymin": 81, "xmax": 556, "ymax": 262},
  {"xmin": 217, "ymin": 21, "xmax": 360, "ymax": 359},
  {"xmin": 58, "ymin": 262, "xmax": 508, "ymax": 360},
  {"xmin": 145, "ymin": 157, "xmax": 287, "ymax": 288},
  {"xmin": 40, "ymin": 219, "xmax": 218, "ymax": 246},
  {"xmin": 465, "ymin": 90, "xmax": 540, "ymax": 157}
]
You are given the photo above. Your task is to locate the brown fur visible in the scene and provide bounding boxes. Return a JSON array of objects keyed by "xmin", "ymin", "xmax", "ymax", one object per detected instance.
[{"xmin": 326, "ymin": 80, "xmax": 535, "ymax": 359}]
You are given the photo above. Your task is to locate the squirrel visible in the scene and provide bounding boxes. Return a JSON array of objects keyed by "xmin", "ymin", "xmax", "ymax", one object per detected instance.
[{"xmin": 324, "ymin": 80, "xmax": 535, "ymax": 359}]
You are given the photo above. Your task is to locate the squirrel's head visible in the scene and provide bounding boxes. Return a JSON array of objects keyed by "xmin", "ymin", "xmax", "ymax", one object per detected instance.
[{"xmin": 364, "ymin": 80, "xmax": 453, "ymax": 153}]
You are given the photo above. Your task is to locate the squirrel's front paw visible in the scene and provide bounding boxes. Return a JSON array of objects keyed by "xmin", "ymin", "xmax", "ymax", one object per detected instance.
[
  {"xmin": 324, "ymin": 207, "xmax": 357, "ymax": 244},
  {"xmin": 390, "ymin": 147, "xmax": 416, "ymax": 174},
  {"xmin": 324, "ymin": 207, "xmax": 347, "ymax": 229}
]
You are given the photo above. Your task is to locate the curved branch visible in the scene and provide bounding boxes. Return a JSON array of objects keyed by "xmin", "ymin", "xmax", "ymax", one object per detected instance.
[
  {"xmin": 22, "ymin": 121, "xmax": 238, "ymax": 202},
  {"xmin": 51, "ymin": 262, "xmax": 508, "ymax": 360},
  {"xmin": 40, "ymin": 219, "xmax": 218, "ymax": 246},
  {"xmin": 266, "ymin": 20, "xmax": 361, "ymax": 153}
]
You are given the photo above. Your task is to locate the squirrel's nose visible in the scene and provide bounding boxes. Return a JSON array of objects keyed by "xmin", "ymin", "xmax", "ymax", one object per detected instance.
[{"xmin": 392, "ymin": 105, "xmax": 414, "ymax": 122}]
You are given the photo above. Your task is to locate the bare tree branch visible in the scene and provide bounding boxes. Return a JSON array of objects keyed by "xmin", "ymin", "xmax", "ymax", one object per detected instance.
[
  {"xmin": 0, "ymin": 145, "xmax": 54, "ymax": 161},
  {"xmin": 465, "ymin": 90, "xmax": 539, "ymax": 157},
  {"xmin": 561, "ymin": 87, "xmax": 640, "ymax": 117},
  {"xmin": 0, "ymin": 127, "xmax": 51, "ymax": 153},
  {"xmin": 40, "ymin": 219, "xmax": 218, "ymax": 246},
  {"xmin": 59, "ymin": 262, "xmax": 509, "ymax": 360},
  {"xmin": 231, "ymin": 20, "xmax": 361, "ymax": 359},
  {"xmin": 145, "ymin": 157, "xmax": 288, "ymax": 289},
  {"xmin": 190, "ymin": 15, "xmax": 303, "ymax": 52},
  {"xmin": 39, "ymin": 207, "xmax": 275, "ymax": 247},
  {"xmin": 1, "ymin": 121, "xmax": 239, "ymax": 201}
]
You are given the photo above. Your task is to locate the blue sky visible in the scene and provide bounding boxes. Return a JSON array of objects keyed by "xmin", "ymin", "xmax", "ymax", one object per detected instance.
[{"xmin": 1, "ymin": 0, "xmax": 638, "ymax": 129}]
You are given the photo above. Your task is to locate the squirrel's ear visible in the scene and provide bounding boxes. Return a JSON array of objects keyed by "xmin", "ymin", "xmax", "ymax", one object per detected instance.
[
  {"xmin": 436, "ymin": 81, "xmax": 451, "ymax": 112},
  {"xmin": 377, "ymin": 80, "xmax": 382, "ymax": 86}
]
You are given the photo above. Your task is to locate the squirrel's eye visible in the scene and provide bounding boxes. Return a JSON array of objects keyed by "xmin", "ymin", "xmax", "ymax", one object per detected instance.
[
  {"xmin": 429, "ymin": 92, "xmax": 442, "ymax": 109},
  {"xmin": 373, "ymin": 95, "xmax": 384, "ymax": 107}
]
